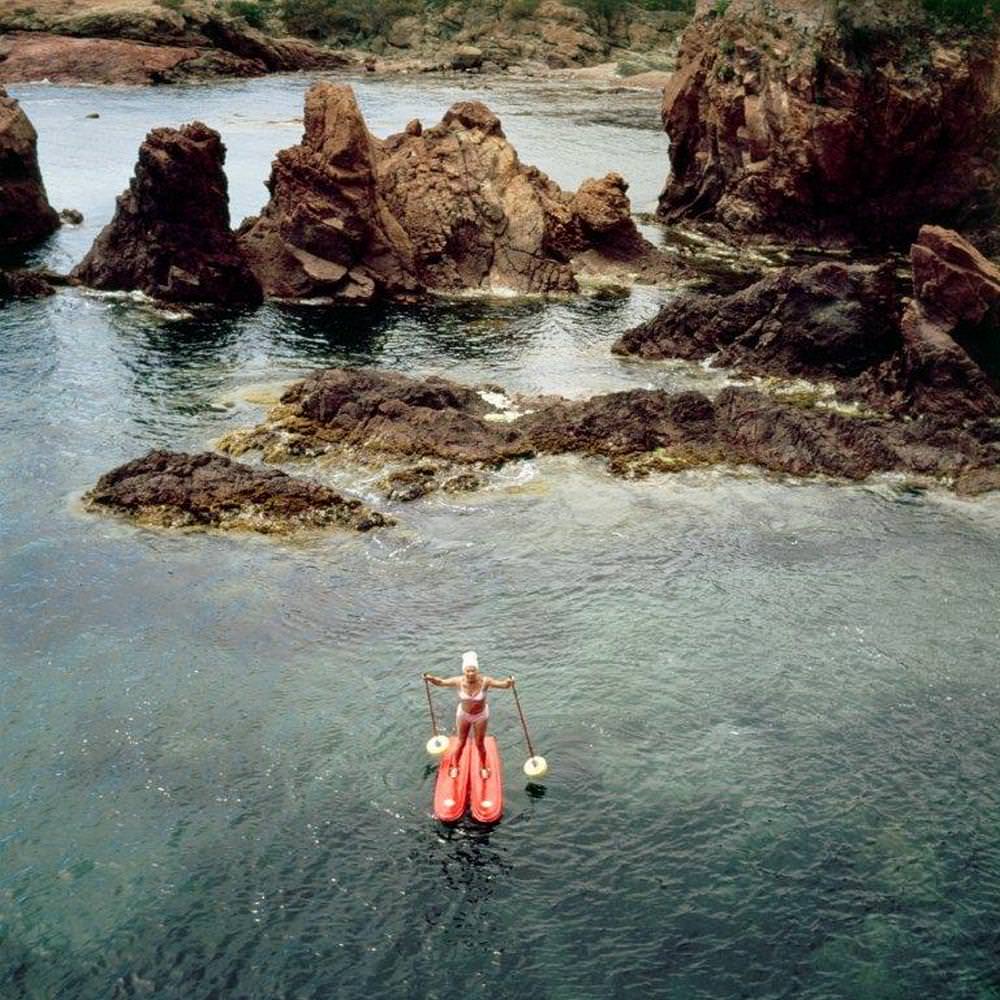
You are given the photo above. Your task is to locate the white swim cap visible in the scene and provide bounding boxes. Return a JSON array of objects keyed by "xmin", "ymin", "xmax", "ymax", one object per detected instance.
[{"xmin": 462, "ymin": 650, "xmax": 479, "ymax": 669}]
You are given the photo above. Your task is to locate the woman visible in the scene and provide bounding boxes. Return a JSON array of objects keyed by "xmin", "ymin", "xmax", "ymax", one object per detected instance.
[{"xmin": 424, "ymin": 651, "xmax": 514, "ymax": 779}]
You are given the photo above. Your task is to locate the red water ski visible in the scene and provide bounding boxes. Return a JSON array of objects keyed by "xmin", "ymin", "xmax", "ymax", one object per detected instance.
[
  {"xmin": 433, "ymin": 736, "xmax": 472, "ymax": 822},
  {"xmin": 470, "ymin": 736, "xmax": 503, "ymax": 824}
]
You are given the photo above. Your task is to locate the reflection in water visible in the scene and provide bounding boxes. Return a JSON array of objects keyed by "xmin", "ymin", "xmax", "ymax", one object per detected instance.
[{"xmin": 428, "ymin": 827, "xmax": 513, "ymax": 901}]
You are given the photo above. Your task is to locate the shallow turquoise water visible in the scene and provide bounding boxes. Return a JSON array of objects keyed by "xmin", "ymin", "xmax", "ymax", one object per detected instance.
[{"xmin": 3, "ymin": 74, "xmax": 1000, "ymax": 1000}]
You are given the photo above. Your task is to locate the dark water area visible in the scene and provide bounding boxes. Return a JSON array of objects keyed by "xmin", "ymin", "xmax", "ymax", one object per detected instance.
[{"xmin": 3, "ymin": 74, "xmax": 1000, "ymax": 1000}]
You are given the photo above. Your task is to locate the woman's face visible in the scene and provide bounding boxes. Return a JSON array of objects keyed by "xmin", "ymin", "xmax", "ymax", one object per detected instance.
[{"xmin": 463, "ymin": 664, "xmax": 480, "ymax": 685}]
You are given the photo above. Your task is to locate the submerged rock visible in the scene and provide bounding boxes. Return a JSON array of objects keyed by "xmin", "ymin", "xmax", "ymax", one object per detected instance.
[
  {"xmin": 237, "ymin": 82, "xmax": 682, "ymax": 303},
  {"xmin": 615, "ymin": 228, "xmax": 1000, "ymax": 422},
  {"xmin": 218, "ymin": 366, "xmax": 1000, "ymax": 495},
  {"xmin": 658, "ymin": 0, "xmax": 1000, "ymax": 245},
  {"xmin": 73, "ymin": 122, "xmax": 262, "ymax": 306},
  {"xmin": 0, "ymin": 86, "xmax": 60, "ymax": 247},
  {"xmin": 85, "ymin": 450, "xmax": 392, "ymax": 534}
]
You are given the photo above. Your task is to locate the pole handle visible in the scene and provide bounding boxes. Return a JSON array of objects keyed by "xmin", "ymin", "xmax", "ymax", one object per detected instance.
[
  {"xmin": 511, "ymin": 680, "xmax": 536, "ymax": 760},
  {"xmin": 423, "ymin": 675, "xmax": 438, "ymax": 736}
]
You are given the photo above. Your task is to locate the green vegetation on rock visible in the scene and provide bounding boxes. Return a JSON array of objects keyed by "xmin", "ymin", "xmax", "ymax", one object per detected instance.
[
  {"xmin": 277, "ymin": 0, "xmax": 692, "ymax": 41},
  {"xmin": 227, "ymin": 0, "xmax": 276, "ymax": 28},
  {"xmin": 921, "ymin": 0, "xmax": 1000, "ymax": 28}
]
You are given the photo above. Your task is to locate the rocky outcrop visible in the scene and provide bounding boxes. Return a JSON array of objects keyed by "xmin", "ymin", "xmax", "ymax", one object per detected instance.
[
  {"xmin": 911, "ymin": 225, "xmax": 1000, "ymax": 326},
  {"xmin": 217, "ymin": 366, "xmax": 1000, "ymax": 494},
  {"xmin": 615, "ymin": 228, "xmax": 1000, "ymax": 422},
  {"xmin": 862, "ymin": 226, "xmax": 1000, "ymax": 419},
  {"xmin": 368, "ymin": 0, "xmax": 685, "ymax": 72},
  {"xmin": 237, "ymin": 83, "xmax": 681, "ymax": 302},
  {"xmin": 0, "ymin": 3, "xmax": 352, "ymax": 85},
  {"xmin": 0, "ymin": 32, "xmax": 263, "ymax": 85},
  {"xmin": 0, "ymin": 268, "xmax": 59, "ymax": 299},
  {"xmin": 658, "ymin": 0, "xmax": 1000, "ymax": 245},
  {"xmin": 0, "ymin": 87, "xmax": 59, "ymax": 247},
  {"xmin": 73, "ymin": 123, "xmax": 261, "ymax": 306},
  {"xmin": 614, "ymin": 260, "xmax": 902, "ymax": 377},
  {"xmin": 84, "ymin": 450, "xmax": 392, "ymax": 533},
  {"xmin": 218, "ymin": 367, "xmax": 536, "ymax": 464}
]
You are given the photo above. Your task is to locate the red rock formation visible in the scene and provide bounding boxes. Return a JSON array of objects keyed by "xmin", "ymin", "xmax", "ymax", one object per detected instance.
[
  {"xmin": 0, "ymin": 6, "xmax": 352, "ymax": 86},
  {"xmin": 613, "ymin": 260, "xmax": 901, "ymax": 377},
  {"xmin": 237, "ymin": 82, "xmax": 680, "ymax": 303},
  {"xmin": 218, "ymin": 366, "xmax": 1000, "ymax": 492},
  {"xmin": 85, "ymin": 450, "xmax": 391, "ymax": 533},
  {"xmin": 870, "ymin": 226, "xmax": 1000, "ymax": 419},
  {"xmin": 911, "ymin": 225, "xmax": 1000, "ymax": 326},
  {"xmin": 222, "ymin": 367, "xmax": 535, "ymax": 464},
  {"xmin": 0, "ymin": 86, "xmax": 59, "ymax": 247},
  {"xmin": 615, "ymin": 226, "xmax": 1000, "ymax": 422},
  {"xmin": 0, "ymin": 32, "xmax": 262, "ymax": 85},
  {"xmin": 658, "ymin": 0, "xmax": 1000, "ymax": 245},
  {"xmin": 73, "ymin": 123, "xmax": 261, "ymax": 306}
]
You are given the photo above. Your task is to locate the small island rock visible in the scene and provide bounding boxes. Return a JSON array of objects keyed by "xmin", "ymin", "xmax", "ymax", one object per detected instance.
[
  {"xmin": 73, "ymin": 122, "xmax": 262, "ymax": 306},
  {"xmin": 85, "ymin": 450, "xmax": 392, "ymax": 533}
]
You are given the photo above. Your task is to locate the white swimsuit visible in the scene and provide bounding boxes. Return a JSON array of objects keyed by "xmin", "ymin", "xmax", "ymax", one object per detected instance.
[{"xmin": 456, "ymin": 682, "xmax": 489, "ymax": 725}]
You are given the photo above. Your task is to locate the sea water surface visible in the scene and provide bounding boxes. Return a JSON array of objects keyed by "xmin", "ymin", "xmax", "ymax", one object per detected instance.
[{"xmin": 2, "ymin": 74, "xmax": 1000, "ymax": 1000}]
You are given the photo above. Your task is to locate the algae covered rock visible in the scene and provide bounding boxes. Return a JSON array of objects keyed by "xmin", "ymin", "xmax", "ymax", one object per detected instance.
[{"xmin": 85, "ymin": 450, "xmax": 392, "ymax": 534}]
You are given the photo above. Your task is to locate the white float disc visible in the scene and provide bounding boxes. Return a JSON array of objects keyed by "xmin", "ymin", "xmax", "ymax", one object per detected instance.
[
  {"xmin": 523, "ymin": 756, "xmax": 548, "ymax": 778},
  {"xmin": 426, "ymin": 734, "xmax": 450, "ymax": 757}
]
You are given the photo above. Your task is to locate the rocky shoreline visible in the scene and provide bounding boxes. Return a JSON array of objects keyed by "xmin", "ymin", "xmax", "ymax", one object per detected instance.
[
  {"xmin": 0, "ymin": 2, "xmax": 351, "ymax": 86},
  {"xmin": 0, "ymin": 0, "xmax": 684, "ymax": 86},
  {"xmin": 3, "ymin": 0, "xmax": 999, "ymax": 530}
]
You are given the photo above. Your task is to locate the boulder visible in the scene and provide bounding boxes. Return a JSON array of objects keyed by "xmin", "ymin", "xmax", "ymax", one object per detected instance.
[
  {"xmin": 615, "ymin": 227, "xmax": 1000, "ymax": 422},
  {"xmin": 85, "ymin": 449, "xmax": 392, "ymax": 533},
  {"xmin": 614, "ymin": 260, "xmax": 901, "ymax": 378},
  {"xmin": 73, "ymin": 122, "xmax": 261, "ymax": 306},
  {"xmin": 0, "ymin": 268, "xmax": 57, "ymax": 299},
  {"xmin": 658, "ymin": 0, "xmax": 1000, "ymax": 245},
  {"xmin": 237, "ymin": 82, "xmax": 680, "ymax": 302},
  {"xmin": 867, "ymin": 227, "xmax": 1000, "ymax": 420},
  {"xmin": 450, "ymin": 45, "xmax": 483, "ymax": 70},
  {"xmin": 0, "ymin": 86, "xmax": 60, "ymax": 247},
  {"xmin": 911, "ymin": 224, "xmax": 1000, "ymax": 327},
  {"xmin": 387, "ymin": 16, "xmax": 424, "ymax": 49}
]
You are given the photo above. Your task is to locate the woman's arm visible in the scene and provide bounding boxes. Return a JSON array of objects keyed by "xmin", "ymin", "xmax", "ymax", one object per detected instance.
[
  {"xmin": 423, "ymin": 673, "xmax": 461, "ymax": 688},
  {"xmin": 486, "ymin": 675, "xmax": 515, "ymax": 690}
]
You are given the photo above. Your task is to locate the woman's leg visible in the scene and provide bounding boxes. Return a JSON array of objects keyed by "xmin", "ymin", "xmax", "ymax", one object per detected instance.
[
  {"xmin": 473, "ymin": 718, "xmax": 489, "ymax": 779},
  {"xmin": 450, "ymin": 716, "xmax": 471, "ymax": 778}
]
